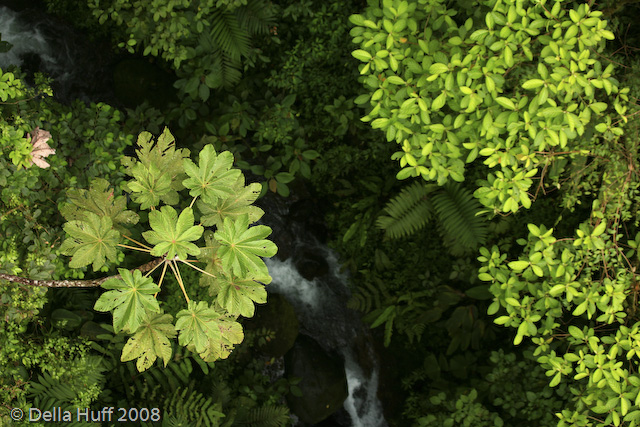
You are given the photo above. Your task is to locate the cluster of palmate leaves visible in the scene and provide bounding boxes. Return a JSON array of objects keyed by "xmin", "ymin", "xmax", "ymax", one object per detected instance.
[
  {"xmin": 58, "ymin": 128, "xmax": 277, "ymax": 372},
  {"xmin": 351, "ymin": 0, "xmax": 640, "ymax": 425}
]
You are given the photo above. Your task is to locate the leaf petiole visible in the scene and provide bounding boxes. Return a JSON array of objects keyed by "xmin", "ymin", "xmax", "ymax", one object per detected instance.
[
  {"xmin": 178, "ymin": 258, "xmax": 217, "ymax": 279},
  {"xmin": 154, "ymin": 260, "xmax": 169, "ymax": 298},
  {"xmin": 118, "ymin": 243, "xmax": 151, "ymax": 253},
  {"xmin": 122, "ymin": 234, "xmax": 153, "ymax": 251},
  {"xmin": 168, "ymin": 259, "xmax": 190, "ymax": 303}
]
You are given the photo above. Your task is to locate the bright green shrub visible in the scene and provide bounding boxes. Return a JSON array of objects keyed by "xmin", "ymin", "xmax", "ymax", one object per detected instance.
[{"xmin": 350, "ymin": 0, "xmax": 627, "ymax": 214}]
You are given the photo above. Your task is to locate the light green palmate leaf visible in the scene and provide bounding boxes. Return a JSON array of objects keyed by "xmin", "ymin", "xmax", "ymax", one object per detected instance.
[
  {"xmin": 142, "ymin": 206, "xmax": 204, "ymax": 260},
  {"xmin": 121, "ymin": 311, "xmax": 176, "ymax": 372},
  {"xmin": 214, "ymin": 214, "xmax": 277, "ymax": 279},
  {"xmin": 197, "ymin": 176, "xmax": 264, "ymax": 227},
  {"xmin": 126, "ymin": 162, "xmax": 173, "ymax": 209},
  {"xmin": 182, "ymin": 144, "xmax": 241, "ymax": 202},
  {"xmin": 94, "ymin": 269, "xmax": 161, "ymax": 333},
  {"xmin": 175, "ymin": 301, "xmax": 222, "ymax": 354},
  {"xmin": 197, "ymin": 230, "xmax": 224, "ymax": 290},
  {"xmin": 59, "ymin": 212, "xmax": 120, "ymax": 271},
  {"xmin": 199, "ymin": 316, "xmax": 244, "ymax": 362},
  {"xmin": 215, "ymin": 274, "xmax": 267, "ymax": 317},
  {"xmin": 122, "ymin": 127, "xmax": 189, "ymax": 201},
  {"xmin": 60, "ymin": 178, "xmax": 139, "ymax": 234}
]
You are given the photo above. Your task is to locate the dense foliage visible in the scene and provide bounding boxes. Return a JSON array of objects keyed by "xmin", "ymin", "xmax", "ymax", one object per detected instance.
[{"xmin": 3, "ymin": 0, "xmax": 640, "ymax": 425}]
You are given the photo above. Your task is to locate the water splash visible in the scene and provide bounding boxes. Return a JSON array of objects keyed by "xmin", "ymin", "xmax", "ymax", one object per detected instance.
[
  {"xmin": 0, "ymin": 5, "xmax": 114, "ymax": 103},
  {"xmin": 0, "ymin": 6, "xmax": 73, "ymax": 82},
  {"xmin": 266, "ymin": 250, "xmax": 387, "ymax": 427}
]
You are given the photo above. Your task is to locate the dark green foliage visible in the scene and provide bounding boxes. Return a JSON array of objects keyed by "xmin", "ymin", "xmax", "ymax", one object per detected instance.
[
  {"xmin": 376, "ymin": 181, "xmax": 488, "ymax": 255},
  {"xmin": 431, "ymin": 183, "xmax": 488, "ymax": 256},
  {"xmin": 347, "ymin": 275, "xmax": 389, "ymax": 314},
  {"xmin": 161, "ymin": 387, "xmax": 225, "ymax": 427},
  {"xmin": 376, "ymin": 181, "xmax": 438, "ymax": 239},
  {"xmin": 29, "ymin": 372, "xmax": 76, "ymax": 408},
  {"xmin": 211, "ymin": 10, "xmax": 252, "ymax": 61},
  {"xmin": 6, "ymin": 0, "xmax": 640, "ymax": 424},
  {"xmin": 235, "ymin": 404, "xmax": 291, "ymax": 426}
]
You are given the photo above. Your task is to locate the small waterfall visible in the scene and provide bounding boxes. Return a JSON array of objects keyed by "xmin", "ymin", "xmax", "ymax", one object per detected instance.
[
  {"xmin": 0, "ymin": 5, "xmax": 115, "ymax": 103},
  {"xmin": 265, "ymin": 243, "xmax": 387, "ymax": 426},
  {"xmin": 0, "ymin": 6, "xmax": 73, "ymax": 82}
]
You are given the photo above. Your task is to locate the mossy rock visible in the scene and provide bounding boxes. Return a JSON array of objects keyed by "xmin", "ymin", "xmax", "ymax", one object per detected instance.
[
  {"xmin": 245, "ymin": 293, "xmax": 299, "ymax": 358},
  {"xmin": 285, "ymin": 335, "xmax": 348, "ymax": 424}
]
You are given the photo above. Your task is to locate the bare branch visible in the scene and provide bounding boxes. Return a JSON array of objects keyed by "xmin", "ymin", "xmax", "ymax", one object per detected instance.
[{"xmin": 0, "ymin": 258, "xmax": 164, "ymax": 288}]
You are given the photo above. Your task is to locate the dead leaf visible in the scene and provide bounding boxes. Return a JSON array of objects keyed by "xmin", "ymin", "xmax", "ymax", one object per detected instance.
[{"xmin": 28, "ymin": 127, "xmax": 55, "ymax": 168}]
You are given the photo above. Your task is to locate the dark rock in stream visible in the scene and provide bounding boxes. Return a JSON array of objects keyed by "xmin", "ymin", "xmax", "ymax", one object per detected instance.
[
  {"xmin": 294, "ymin": 249, "xmax": 329, "ymax": 281},
  {"xmin": 285, "ymin": 334, "xmax": 349, "ymax": 425},
  {"xmin": 244, "ymin": 293, "xmax": 299, "ymax": 358},
  {"xmin": 288, "ymin": 198, "xmax": 328, "ymax": 243}
]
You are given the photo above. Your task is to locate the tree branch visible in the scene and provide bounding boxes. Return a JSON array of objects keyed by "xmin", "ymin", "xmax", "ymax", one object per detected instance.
[{"xmin": 0, "ymin": 258, "xmax": 164, "ymax": 288}]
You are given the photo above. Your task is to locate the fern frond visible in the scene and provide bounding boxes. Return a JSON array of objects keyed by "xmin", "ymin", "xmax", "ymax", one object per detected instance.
[
  {"xmin": 348, "ymin": 278, "xmax": 381, "ymax": 313},
  {"xmin": 240, "ymin": 0, "xmax": 275, "ymax": 35},
  {"xmin": 211, "ymin": 11, "xmax": 251, "ymax": 61},
  {"xmin": 29, "ymin": 373, "xmax": 76, "ymax": 407},
  {"xmin": 220, "ymin": 53, "xmax": 243, "ymax": 87},
  {"xmin": 376, "ymin": 182, "xmax": 438, "ymax": 239},
  {"xmin": 348, "ymin": 276, "xmax": 393, "ymax": 316},
  {"xmin": 164, "ymin": 387, "xmax": 225, "ymax": 427},
  {"xmin": 237, "ymin": 405, "xmax": 291, "ymax": 427},
  {"xmin": 431, "ymin": 182, "xmax": 488, "ymax": 255}
]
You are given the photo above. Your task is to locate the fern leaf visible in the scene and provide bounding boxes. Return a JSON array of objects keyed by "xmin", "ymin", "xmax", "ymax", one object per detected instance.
[
  {"xmin": 240, "ymin": 0, "xmax": 275, "ymax": 35},
  {"xmin": 220, "ymin": 54, "xmax": 243, "ymax": 87},
  {"xmin": 238, "ymin": 405, "xmax": 290, "ymax": 426},
  {"xmin": 211, "ymin": 11, "xmax": 251, "ymax": 61},
  {"xmin": 163, "ymin": 387, "xmax": 225, "ymax": 427},
  {"xmin": 376, "ymin": 182, "xmax": 438, "ymax": 239},
  {"xmin": 431, "ymin": 182, "xmax": 488, "ymax": 255}
]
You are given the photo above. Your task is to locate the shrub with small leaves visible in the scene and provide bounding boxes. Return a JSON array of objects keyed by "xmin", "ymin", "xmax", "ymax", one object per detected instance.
[{"xmin": 350, "ymin": 0, "xmax": 627, "ymax": 214}]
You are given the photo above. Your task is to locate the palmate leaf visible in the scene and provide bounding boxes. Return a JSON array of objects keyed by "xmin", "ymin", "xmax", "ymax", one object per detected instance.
[
  {"xmin": 182, "ymin": 144, "xmax": 240, "ymax": 203},
  {"xmin": 60, "ymin": 178, "xmax": 139, "ymax": 234},
  {"xmin": 215, "ymin": 274, "xmax": 267, "ymax": 317},
  {"xmin": 59, "ymin": 212, "xmax": 120, "ymax": 271},
  {"xmin": 199, "ymin": 317, "xmax": 243, "ymax": 361},
  {"xmin": 121, "ymin": 314, "xmax": 174, "ymax": 370},
  {"xmin": 214, "ymin": 214, "xmax": 277, "ymax": 279},
  {"xmin": 197, "ymin": 230, "xmax": 224, "ymax": 290},
  {"xmin": 175, "ymin": 301, "xmax": 222, "ymax": 354},
  {"xmin": 121, "ymin": 311, "xmax": 176, "ymax": 372},
  {"xmin": 94, "ymin": 269, "xmax": 161, "ymax": 333},
  {"xmin": 122, "ymin": 127, "xmax": 189, "ymax": 203},
  {"xmin": 126, "ymin": 163, "xmax": 173, "ymax": 209},
  {"xmin": 142, "ymin": 206, "xmax": 204, "ymax": 260},
  {"xmin": 197, "ymin": 176, "xmax": 264, "ymax": 227}
]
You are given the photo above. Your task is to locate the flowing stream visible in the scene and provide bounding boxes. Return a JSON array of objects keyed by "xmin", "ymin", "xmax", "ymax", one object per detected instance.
[
  {"xmin": 266, "ymin": 253, "xmax": 387, "ymax": 426},
  {"xmin": 0, "ymin": 5, "xmax": 115, "ymax": 103},
  {"xmin": 260, "ymin": 197, "xmax": 388, "ymax": 426},
  {"xmin": 0, "ymin": 5, "xmax": 388, "ymax": 425}
]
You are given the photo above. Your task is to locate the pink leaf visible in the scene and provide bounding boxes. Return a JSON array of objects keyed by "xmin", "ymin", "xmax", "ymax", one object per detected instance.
[{"xmin": 28, "ymin": 127, "xmax": 55, "ymax": 168}]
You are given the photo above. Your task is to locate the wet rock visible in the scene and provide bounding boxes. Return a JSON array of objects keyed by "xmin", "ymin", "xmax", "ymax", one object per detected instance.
[
  {"xmin": 293, "ymin": 249, "xmax": 329, "ymax": 281},
  {"xmin": 288, "ymin": 199, "xmax": 328, "ymax": 243},
  {"xmin": 244, "ymin": 293, "xmax": 299, "ymax": 358},
  {"xmin": 285, "ymin": 335, "xmax": 348, "ymax": 425},
  {"xmin": 271, "ymin": 227, "xmax": 295, "ymax": 261}
]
